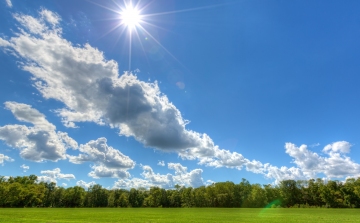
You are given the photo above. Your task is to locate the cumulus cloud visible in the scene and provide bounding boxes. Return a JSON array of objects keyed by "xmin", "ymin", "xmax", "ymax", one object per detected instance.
[
  {"xmin": 264, "ymin": 142, "xmax": 360, "ymax": 183},
  {"xmin": 1, "ymin": 9, "xmax": 360, "ymax": 183},
  {"xmin": 20, "ymin": 164, "xmax": 29, "ymax": 172},
  {"xmin": 68, "ymin": 137, "xmax": 134, "ymax": 168},
  {"xmin": 68, "ymin": 137, "xmax": 134, "ymax": 179},
  {"xmin": 37, "ymin": 168, "xmax": 75, "ymax": 183},
  {"xmin": 0, "ymin": 102, "xmax": 78, "ymax": 162},
  {"xmin": 323, "ymin": 141, "xmax": 351, "ymax": 154},
  {"xmin": 0, "ymin": 154, "xmax": 14, "ymax": 165},
  {"xmin": 114, "ymin": 163, "xmax": 205, "ymax": 189},
  {"xmin": 0, "ymin": 9, "xmax": 227, "ymax": 158},
  {"xmin": 0, "ymin": 8, "xmax": 269, "ymax": 176},
  {"xmin": 113, "ymin": 178, "xmax": 153, "ymax": 189},
  {"xmin": 76, "ymin": 180, "xmax": 96, "ymax": 189},
  {"xmin": 88, "ymin": 164, "xmax": 130, "ymax": 179},
  {"xmin": 264, "ymin": 165, "xmax": 307, "ymax": 184},
  {"xmin": 157, "ymin": 160, "xmax": 165, "ymax": 166}
]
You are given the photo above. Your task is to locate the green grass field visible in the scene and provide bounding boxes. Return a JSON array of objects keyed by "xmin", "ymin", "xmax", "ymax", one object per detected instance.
[{"xmin": 0, "ymin": 208, "xmax": 359, "ymax": 223}]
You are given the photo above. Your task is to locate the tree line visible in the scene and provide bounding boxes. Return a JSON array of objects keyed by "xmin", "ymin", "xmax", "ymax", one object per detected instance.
[{"xmin": 1, "ymin": 175, "xmax": 360, "ymax": 208}]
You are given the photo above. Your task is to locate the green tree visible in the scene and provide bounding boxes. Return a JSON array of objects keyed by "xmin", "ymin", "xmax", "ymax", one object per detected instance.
[
  {"xmin": 247, "ymin": 184, "xmax": 267, "ymax": 207},
  {"xmin": 279, "ymin": 180, "xmax": 301, "ymax": 207},
  {"xmin": 128, "ymin": 188, "xmax": 144, "ymax": 207},
  {"xmin": 181, "ymin": 187, "xmax": 194, "ymax": 207},
  {"xmin": 86, "ymin": 184, "xmax": 108, "ymax": 207},
  {"xmin": 63, "ymin": 186, "xmax": 85, "ymax": 207}
]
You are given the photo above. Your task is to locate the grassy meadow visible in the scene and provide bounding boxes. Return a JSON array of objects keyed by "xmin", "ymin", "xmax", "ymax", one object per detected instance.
[{"xmin": 0, "ymin": 208, "xmax": 360, "ymax": 223}]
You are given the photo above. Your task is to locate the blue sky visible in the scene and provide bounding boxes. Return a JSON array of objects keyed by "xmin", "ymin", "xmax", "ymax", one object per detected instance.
[{"xmin": 1, "ymin": 0, "xmax": 360, "ymax": 189}]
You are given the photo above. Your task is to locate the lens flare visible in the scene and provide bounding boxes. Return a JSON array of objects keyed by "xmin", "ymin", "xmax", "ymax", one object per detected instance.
[{"xmin": 258, "ymin": 199, "xmax": 282, "ymax": 217}]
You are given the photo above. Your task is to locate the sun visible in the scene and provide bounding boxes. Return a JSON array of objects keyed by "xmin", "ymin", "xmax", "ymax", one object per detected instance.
[
  {"xmin": 93, "ymin": 0, "xmax": 222, "ymax": 71},
  {"xmin": 120, "ymin": 4, "xmax": 142, "ymax": 31}
]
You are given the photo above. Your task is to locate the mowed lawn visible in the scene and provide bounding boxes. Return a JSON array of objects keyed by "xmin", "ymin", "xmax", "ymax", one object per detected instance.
[{"xmin": 0, "ymin": 208, "xmax": 360, "ymax": 223}]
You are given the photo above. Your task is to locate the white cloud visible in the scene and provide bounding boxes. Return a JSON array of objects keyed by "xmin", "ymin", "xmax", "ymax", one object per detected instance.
[
  {"xmin": 1, "ymin": 9, "xmax": 360, "ymax": 184},
  {"xmin": 141, "ymin": 165, "xmax": 174, "ymax": 187},
  {"xmin": 0, "ymin": 102, "xmax": 78, "ymax": 162},
  {"xmin": 284, "ymin": 143, "xmax": 322, "ymax": 178},
  {"xmin": 0, "ymin": 9, "xmax": 217, "ymax": 156},
  {"xmin": 68, "ymin": 137, "xmax": 134, "ymax": 169},
  {"xmin": 88, "ymin": 164, "xmax": 130, "ymax": 179},
  {"xmin": 157, "ymin": 160, "xmax": 165, "ymax": 166},
  {"xmin": 20, "ymin": 164, "xmax": 29, "ymax": 172},
  {"xmin": 13, "ymin": 13, "xmax": 46, "ymax": 35},
  {"xmin": 13, "ymin": 9, "xmax": 61, "ymax": 36},
  {"xmin": 68, "ymin": 137, "xmax": 134, "ymax": 179},
  {"xmin": 39, "ymin": 9, "xmax": 61, "ymax": 26},
  {"xmin": 266, "ymin": 142, "xmax": 360, "ymax": 182},
  {"xmin": 62, "ymin": 183, "xmax": 67, "ymax": 187},
  {"xmin": 0, "ymin": 8, "xmax": 268, "ymax": 176},
  {"xmin": 264, "ymin": 164, "xmax": 307, "ymax": 184},
  {"xmin": 205, "ymin": 180, "xmax": 215, "ymax": 186},
  {"xmin": 114, "ymin": 163, "xmax": 205, "ymax": 189},
  {"xmin": 167, "ymin": 163, "xmax": 204, "ymax": 188},
  {"xmin": 0, "ymin": 38, "xmax": 11, "ymax": 47},
  {"xmin": 76, "ymin": 180, "xmax": 96, "ymax": 189},
  {"xmin": 114, "ymin": 178, "xmax": 153, "ymax": 189},
  {"xmin": 309, "ymin": 143, "xmax": 320, "ymax": 148},
  {"xmin": 323, "ymin": 141, "xmax": 351, "ymax": 154},
  {"xmin": 38, "ymin": 168, "xmax": 75, "ymax": 183},
  {"xmin": 0, "ymin": 153, "xmax": 14, "ymax": 165},
  {"xmin": 5, "ymin": 0, "xmax": 12, "ymax": 8},
  {"xmin": 168, "ymin": 163, "xmax": 187, "ymax": 175},
  {"xmin": 4, "ymin": 101, "xmax": 55, "ymax": 130}
]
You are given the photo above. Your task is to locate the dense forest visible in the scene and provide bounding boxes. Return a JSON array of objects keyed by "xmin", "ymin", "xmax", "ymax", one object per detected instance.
[{"xmin": 1, "ymin": 175, "xmax": 360, "ymax": 208}]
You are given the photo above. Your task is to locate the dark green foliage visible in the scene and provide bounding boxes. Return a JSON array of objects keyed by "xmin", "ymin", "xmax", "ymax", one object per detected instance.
[
  {"xmin": 1, "ymin": 175, "xmax": 360, "ymax": 208},
  {"xmin": 85, "ymin": 184, "xmax": 108, "ymax": 207}
]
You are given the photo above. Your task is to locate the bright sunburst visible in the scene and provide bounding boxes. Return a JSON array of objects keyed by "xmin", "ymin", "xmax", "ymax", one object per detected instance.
[
  {"xmin": 91, "ymin": 0, "xmax": 222, "ymax": 71},
  {"xmin": 120, "ymin": 4, "xmax": 142, "ymax": 31}
]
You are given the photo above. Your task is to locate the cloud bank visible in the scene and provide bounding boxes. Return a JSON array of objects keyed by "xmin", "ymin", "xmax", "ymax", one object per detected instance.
[
  {"xmin": 0, "ymin": 8, "xmax": 359, "ymax": 184},
  {"xmin": 0, "ymin": 101, "xmax": 135, "ymax": 179},
  {"xmin": 0, "ymin": 8, "xmax": 264, "ymax": 173},
  {"xmin": 114, "ymin": 163, "xmax": 204, "ymax": 189}
]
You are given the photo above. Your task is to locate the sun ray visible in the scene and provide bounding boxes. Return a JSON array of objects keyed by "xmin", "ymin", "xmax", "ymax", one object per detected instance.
[
  {"xmin": 136, "ymin": 24, "xmax": 186, "ymax": 69},
  {"xmin": 142, "ymin": 3, "xmax": 229, "ymax": 17},
  {"xmin": 128, "ymin": 29, "xmax": 132, "ymax": 70},
  {"xmin": 89, "ymin": 0, "xmax": 227, "ymax": 71}
]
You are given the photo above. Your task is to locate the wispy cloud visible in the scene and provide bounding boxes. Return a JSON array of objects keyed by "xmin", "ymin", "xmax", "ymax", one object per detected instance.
[
  {"xmin": 20, "ymin": 164, "xmax": 29, "ymax": 172},
  {"xmin": 5, "ymin": 0, "xmax": 12, "ymax": 8},
  {"xmin": 0, "ymin": 154, "xmax": 14, "ymax": 165},
  {"xmin": 157, "ymin": 160, "xmax": 165, "ymax": 166}
]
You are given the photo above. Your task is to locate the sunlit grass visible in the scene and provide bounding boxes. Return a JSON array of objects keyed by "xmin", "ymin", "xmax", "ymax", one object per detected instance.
[{"xmin": 1, "ymin": 208, "xmax": 360, "ymax": 223}]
